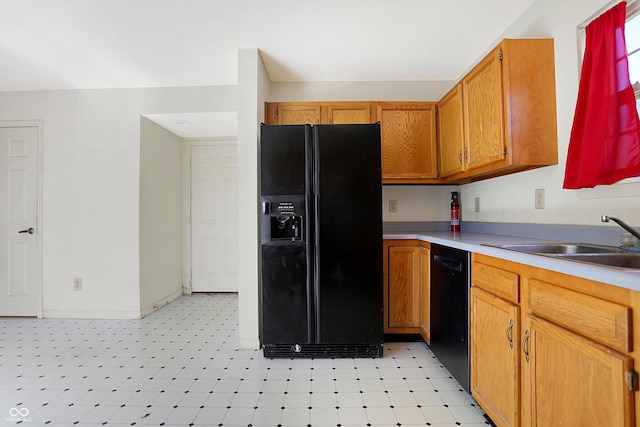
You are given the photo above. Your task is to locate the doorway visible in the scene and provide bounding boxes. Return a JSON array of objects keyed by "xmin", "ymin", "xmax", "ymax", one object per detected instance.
[
  {"xmin": 142, "ymin": 112, "xmax": 239, "ymax": 297},
  {"xmin": 0, "ymin": 123, "xmax": 42, "ymax": 316},
  {"xmin": 189, "ymin": 143, "xmax": 239, "ymax": 292}
]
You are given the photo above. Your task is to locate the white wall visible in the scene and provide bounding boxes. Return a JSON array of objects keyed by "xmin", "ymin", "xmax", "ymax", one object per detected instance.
[
  {"xmin": 269, "ymin": 81, "xmax": 454, "ymax": 102},
  {"xmin": 382, "ymin": 186, "xmax": 460, "ymax": 222},
  {"xmin": 237, "ymin": 49, "xmax": 271, "ymax": 348},
  {"xmin": 0, "ymin": 86, "xmax": 237, "ymax": 318},
  {"xmin": 139, "ymin": 117, "xmax": 183, "ymax": 316}
]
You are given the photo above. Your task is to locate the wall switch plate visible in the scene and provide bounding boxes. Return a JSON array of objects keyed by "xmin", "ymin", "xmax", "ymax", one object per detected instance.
[
  {"xmin": 474, "ymin": 197, "xmax": 480, "ymax": 213},
  {"xmin": 74, "ymin": 278, "xmax": 82, "ymax": 291},
  {"xmin": 535, "ymin": 188, "xmax": 545, "ymax": 209},
  {"xmin": 389, "ymin": 199, "xmax": 398, "ymax": 213}
]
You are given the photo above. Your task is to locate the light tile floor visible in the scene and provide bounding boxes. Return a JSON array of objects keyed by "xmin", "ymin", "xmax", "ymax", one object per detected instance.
[{"xmin": 0, "ymin": 294, "xmax": 489, "ymax": 426}]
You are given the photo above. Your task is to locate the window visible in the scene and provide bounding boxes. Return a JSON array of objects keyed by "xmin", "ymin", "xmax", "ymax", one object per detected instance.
[
  {"xmin": 626, "ymin": 8, "xmax": 640, "ymax": 107},
  {"xmin": 625, "ymin": 3, "xmax": 640, "ymax": 183},
  {"xmin": 579, "ymin": 0, "xmax": 640, "ymax": 99}
]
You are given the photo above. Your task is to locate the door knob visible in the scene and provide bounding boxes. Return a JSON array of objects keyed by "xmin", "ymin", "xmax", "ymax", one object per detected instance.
[{"xmin": 18, "ymin": 227, "xmax": 35, "ymax": 234}]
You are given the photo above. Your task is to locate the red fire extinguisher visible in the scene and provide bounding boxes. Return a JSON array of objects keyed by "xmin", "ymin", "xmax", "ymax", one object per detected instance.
[{"xmin": 451, "ymin": 191, "xmax": 460, "ymax": 232}]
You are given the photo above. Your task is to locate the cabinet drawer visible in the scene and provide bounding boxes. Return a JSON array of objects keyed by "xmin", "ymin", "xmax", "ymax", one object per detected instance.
[
  {"xmin": 528, "ymin": 279, "xmax": 632, "ymax": 353},
  {"xmin": 472, "ymin": 261, "xmax": 519, "ymax": 304}
]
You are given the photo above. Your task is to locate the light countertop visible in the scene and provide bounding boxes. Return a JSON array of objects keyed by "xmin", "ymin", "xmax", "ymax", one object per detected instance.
[{"xmin": 383, "ymin": 231, "xmax": 640, "ymax": 291}]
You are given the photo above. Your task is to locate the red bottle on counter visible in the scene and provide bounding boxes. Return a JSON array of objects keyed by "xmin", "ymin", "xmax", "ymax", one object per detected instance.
[{"xmin": 450, "ymin": 191, "xmax": 460, "ymax": 232}]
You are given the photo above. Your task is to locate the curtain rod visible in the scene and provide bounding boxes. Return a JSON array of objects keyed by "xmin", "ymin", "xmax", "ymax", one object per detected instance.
[{"xmin": 579, "ymin": 0, "xmax": 638, "ymax": 33}]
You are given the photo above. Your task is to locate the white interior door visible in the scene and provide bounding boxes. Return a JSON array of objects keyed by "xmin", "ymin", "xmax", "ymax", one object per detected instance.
[
  {"xmin": 191, "ymin": 144, "xmax": 238, "ymax": 292},
  {"xmin": 0, "ymin": 127, "xmax": 39, "ymax": 316}
]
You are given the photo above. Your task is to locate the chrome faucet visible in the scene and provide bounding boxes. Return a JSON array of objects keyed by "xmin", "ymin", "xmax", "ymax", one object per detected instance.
[{"xmin": 601, "ymin": 215, "xmax": 640, "ymax": 242}]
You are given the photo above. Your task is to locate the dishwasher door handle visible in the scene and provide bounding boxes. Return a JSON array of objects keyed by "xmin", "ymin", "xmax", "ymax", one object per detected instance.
[{"xmin": 433, "ymin": 254, "xmax": 463, "ymax": 272}]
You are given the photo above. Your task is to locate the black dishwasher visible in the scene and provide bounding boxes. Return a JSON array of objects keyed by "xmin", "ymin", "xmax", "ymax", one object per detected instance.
[{"xmin": 430, "ymin": 244, "xmax": 470, "ymax": 393}]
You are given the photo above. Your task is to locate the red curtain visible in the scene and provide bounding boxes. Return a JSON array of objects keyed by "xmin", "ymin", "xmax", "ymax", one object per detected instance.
[{"xmin": 563, "ymin": 1, "xmax": 640, "ymax": 189}]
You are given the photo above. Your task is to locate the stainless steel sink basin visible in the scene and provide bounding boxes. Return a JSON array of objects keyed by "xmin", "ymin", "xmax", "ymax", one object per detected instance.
[
  {"xmin": 493, "ymin": 243, "xmax": 625, "ymax": 254},
  {"xmin": 554, "ymin": 253, "xmax": 640, "ymax": 269},
  {"xmin": 485, "ymin": 242, "xmax": 640, "ymax": 271}
]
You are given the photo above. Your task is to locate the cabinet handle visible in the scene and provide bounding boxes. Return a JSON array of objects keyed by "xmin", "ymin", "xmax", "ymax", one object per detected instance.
[
  {"xmin": 522, "ymin": 329, "xmax": 530, "ymax": 362},
  {"xmin": 458, "ymin": 150, "xmax": 463, "ymax": 165},
  {"xmin": 506, "ymin": 319, "xmax": 514, "ymax": 349},
  {"xmin": 464, "ymin": 147, "xmax": 469, "ymax": 164}
]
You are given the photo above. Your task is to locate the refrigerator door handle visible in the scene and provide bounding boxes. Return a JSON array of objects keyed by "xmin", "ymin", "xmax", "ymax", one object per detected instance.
[{"xmin": 313, "ymin": 191, "xmax": 321, "ymax": 343}]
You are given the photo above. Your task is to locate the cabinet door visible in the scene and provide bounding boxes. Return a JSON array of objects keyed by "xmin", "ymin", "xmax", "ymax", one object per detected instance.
[
  {"xmin": 325, "ymin": 103, "xmax": 372, "ymax": 124},
  {"xmin": 437, "ymin": 84, "xmax": 465, "ymax": 177},
  {"xmin": 471, "ymin": 287, "xmax": 520, "ymax": 427},
  {"xmin": 387, "ymin": 246, "xmax": 420, "ymax": 328},
  {"xmin": 419, "ymin": 246, "xmax": 430, "ymax": 343},
  {"xmin": 524, "ymin": 315, "xmax": 635, "ymax": 427},
  {"xmin": 274, "ymin": 103, "xmax": 321, "ymax": 125},
  {"xmin": 377, "ymin": 102, "xmax": 438, "ymax": 182},
  {"xmin": 463, "ymin": 45, "xmax": 505, "ymax": 171}
]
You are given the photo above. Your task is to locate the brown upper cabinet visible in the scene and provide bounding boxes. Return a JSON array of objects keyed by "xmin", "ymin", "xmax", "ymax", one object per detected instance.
[
  {"xmin": 324, "ymin": 103, "xmax": 372, "ymax": 124},
  {"xmin": 437, "ymin": 84, "xmax": 465, "ymax": 178},
  {"xmin": 265, "ymin": 103, "xmax": 321, "ymax": 125},
  {"xmin": 377, "ymin": 102, "xmax": 438, "ymax": 184},
  {"xmin": 264, "ymin": 102, "xmax": 373, "ymax": 125},
  {"xmin": 453, "ymin": 39, "xmax": 558, "ymax": 181}
]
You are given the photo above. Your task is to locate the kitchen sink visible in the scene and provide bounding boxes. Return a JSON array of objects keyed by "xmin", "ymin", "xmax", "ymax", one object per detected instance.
[
  {"xmin": 492, "ymin": 243, "xmax": 625, "ymax": 254},
  {"xmin": 485, "ymin": 242, "xmax": 640, "ymax": 271},
  {"xmin": 554, "ymin": 253, "xmax": 640, "ymax": 269}
]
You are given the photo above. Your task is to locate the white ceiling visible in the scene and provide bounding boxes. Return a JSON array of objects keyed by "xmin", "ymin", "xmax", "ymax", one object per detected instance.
[{"xmin": 0, "ymin": 0, "xmax": 535, "ymax": 136}]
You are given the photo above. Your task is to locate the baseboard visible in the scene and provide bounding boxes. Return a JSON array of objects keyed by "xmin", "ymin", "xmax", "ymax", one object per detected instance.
[
  {"xmin": 238, "ymin": 337, "xmax": 261, "ymax": 350},
  {"xmin": 42, "ymin": 309, "xmax": 142, "ymax": 319},
  {"xmin": 140, "ymin": 289, "xmax": 184, "ymax": 318}
]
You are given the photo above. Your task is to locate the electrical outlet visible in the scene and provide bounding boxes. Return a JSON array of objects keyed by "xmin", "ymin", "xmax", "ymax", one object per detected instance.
[
  {"xmin": 474, "ymin": 197, "xmax": 480, "ymax": 213},
  {"xmin": 74, "ymin": 278, "xmax": 82, "ymax": 291},
  {"xmin": 535, "ymin": 188, "xmax": 545, "ymax": 209},
  {"xmin": 389, "ymin": 199, "xmax": 397, "ymax": 213}
]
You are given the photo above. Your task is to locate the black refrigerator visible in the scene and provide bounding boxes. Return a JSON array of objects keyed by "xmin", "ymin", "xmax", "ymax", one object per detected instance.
[{"xmin": 259, "ymin": 123, "xmax": 383, "ymax": 358}]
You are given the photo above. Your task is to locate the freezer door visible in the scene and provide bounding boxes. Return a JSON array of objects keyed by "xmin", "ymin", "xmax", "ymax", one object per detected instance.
[
  {"xmin": 260, "ymin": 124, "xmax": 315, "ymax": 348},
  {"xmin": 313, "ymin": 124, "xmax": 383, "ymax": 345},
  {"xmin": 260, "ymin": 125, "xmax": 311, "ymax": 196}
]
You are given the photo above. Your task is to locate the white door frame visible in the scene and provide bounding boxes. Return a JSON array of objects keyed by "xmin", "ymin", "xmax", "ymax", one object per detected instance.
[
  {"xmin": 1, "ymin": 120, "xmax": 44, "ymax": 317},
  {"xmin": 182, "ymin": 137, "xmax": 238, "ymax": 294}
]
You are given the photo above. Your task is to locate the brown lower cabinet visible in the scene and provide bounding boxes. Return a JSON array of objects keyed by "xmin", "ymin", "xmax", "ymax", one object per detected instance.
[
  {"xmin": 471, "ymin": 286, "xmax": 520, "ymax": 426},
  {"xmin": 471, "ymin": 253, "xmax": 637, "ymax": 427},
  {"xmin": 383, "ymin": 239, "xmax": 430, "ymax": 343}
]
